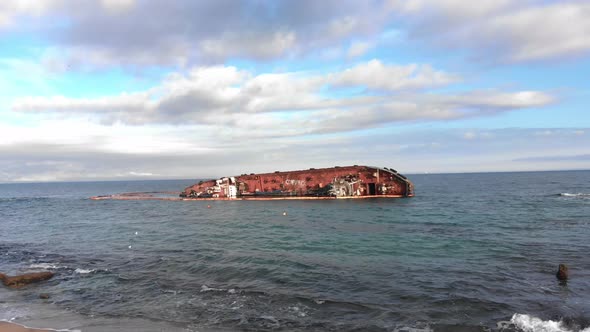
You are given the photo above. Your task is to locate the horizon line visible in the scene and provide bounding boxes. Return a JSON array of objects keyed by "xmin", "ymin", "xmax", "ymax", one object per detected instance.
[{"xmin": 1, "ymin": 168, "xmax": 588, "ymax": 185}]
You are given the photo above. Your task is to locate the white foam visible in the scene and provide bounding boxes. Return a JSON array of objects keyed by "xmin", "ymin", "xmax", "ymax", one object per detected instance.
[
  {"xmin": 392, "ymin": 327, "xmax": 432, "ymax": 332},
  {"xmin": 74, "ymin": 268, "xmax": 96, "ymax": 274},
  {"xmin": 29, "ymin": 263, "xmax": 62, "ymax": 270},
  {"xmin": 200, "ymin": 285, "xmax": 224, "ymax": 292},
  {"xmin": 511, "ymin": 314, "xmax": 590, "ymax": 332},
  {"xmin": 560, "ymin": 193, "xmax": 590, "ymax": 197}
]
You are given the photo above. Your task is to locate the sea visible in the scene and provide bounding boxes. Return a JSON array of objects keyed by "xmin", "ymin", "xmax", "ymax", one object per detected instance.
[{"xmin": 0, "ymin": 171, "xmax": 589, "ymax": 332}]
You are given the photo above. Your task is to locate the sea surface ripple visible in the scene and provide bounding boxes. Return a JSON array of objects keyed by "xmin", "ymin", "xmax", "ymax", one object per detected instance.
[{"xmin": 1, "ymin": 171, "xmax": 589, "ymax": 331}]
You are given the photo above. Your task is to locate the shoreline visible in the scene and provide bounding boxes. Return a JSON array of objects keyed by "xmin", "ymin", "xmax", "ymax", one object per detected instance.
[{"xmin": 0, "ymin": 322, "xmax": 64, "ymax": 332}]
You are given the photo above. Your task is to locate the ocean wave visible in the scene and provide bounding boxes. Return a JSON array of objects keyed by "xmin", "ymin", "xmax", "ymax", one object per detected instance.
[
  {"xmin": 559, "ymin": 193, "xmax": 590, "ymax": 197},
  {"xmin": 200, "ymin": 284, "xmax": 237, "ymax": 294},
  {"xmin": 511, "ymin": 314, "xmax": 590, "ymax": 332},
  {"xmin": 29, "ymin": 263, "xmax": 106, "ymax": 275},
  {"xmin": 74, "ymin": 268, "xmax": 96, "ymax": 274},
  {"xmin": 391, "ymin": 327, "xmax": 431, "ymax": 332},
  {"xmin": 29, "ymin": 263, "xmax": 66, "ymax": 270}
]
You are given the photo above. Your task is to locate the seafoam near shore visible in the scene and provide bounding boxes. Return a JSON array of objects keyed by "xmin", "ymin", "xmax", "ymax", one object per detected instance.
[{"xmin": 3, "ymin": 314, "xmax": 590, "ymax": 332}]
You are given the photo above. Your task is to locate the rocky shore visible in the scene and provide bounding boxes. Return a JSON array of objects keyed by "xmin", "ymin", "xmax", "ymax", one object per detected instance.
[{"xmin": 0, "ymin": 272, "xmax": 54, "ymax": 289}]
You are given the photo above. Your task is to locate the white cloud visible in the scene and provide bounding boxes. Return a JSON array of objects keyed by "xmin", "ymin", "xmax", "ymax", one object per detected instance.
[
  {"xmin": 3, "ymin": 0, "xmax": 588, "ymax": 67},
  {"xmin": 346, "ymin": 41, "xmax": 373, "ymax": 58},
  {"xmin": 200, "ymin": 31, "xmax": 297, "ymax": 61},
  {"xmin": 1, "ymin": 1, "xmax": 396, "ymax": 68},
  {"xmin": 128, "ymin": 171, "xmax": 154, "ymax": 177},
  {"xmin": 389, "ymin": 0, "xmax": 590, "ymax": 62},
  {"xmin": 328, "ymin": 16, "xmax": 359, "ymax": 39},
  {"xmin": 100, "ymin": 0, "xmax": 135, "ymax": 13},
  {"xmin": 443, "ymin": 90, "xmax": 555, "ymax": 109},
  {"xmin": 12, "ymin": 62, "xmax": 553, "ymax": 134},
  {"xmin": 1, "ymin": 126, "xmax": 588, "ymax": 182},
  {"xmin": 463, "ymin": 131, "xmax": 476, "ymax": 140},
  {"xmin": 389, "ymin": 0, "xmax": 515, "ymax": 18},
  {"xmin": 486, "ymin": 3, "xmax": 590, "ymax": 62},
  {"xmin": 0, "ymin": 0, "xmax": 60, "ymax": 27},
  {"xmin": 329, "ymin": 59, "xmax": 459, "ymax": 90}
]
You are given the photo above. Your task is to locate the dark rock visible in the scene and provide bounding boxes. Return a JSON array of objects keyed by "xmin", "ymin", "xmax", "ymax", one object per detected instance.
[
  {"xmin": 39, "ymin": 293, "xmax": 50, "ymax": 299},
  {"xmin": 0, "ymin": 271, "xmax": 54, "ymax": 289},
  {"xmin": 556, "ymin": 264, "xmax": 569, "ymax": 281}
]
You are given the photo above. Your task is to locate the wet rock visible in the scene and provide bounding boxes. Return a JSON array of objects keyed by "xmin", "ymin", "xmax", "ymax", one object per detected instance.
[
  {"xmin": 39, "ymin": 293, "xmax": 50, "ymax": 299},
  {"xmin": 556, "ymin": 264, "xmax": 569, "ymax": 281},
  {"xmin": 0, "ymin": 271, "xmax": 54, "ymax": 289}
]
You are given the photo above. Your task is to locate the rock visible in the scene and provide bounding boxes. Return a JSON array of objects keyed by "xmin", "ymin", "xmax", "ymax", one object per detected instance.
[
  {"xmin": 0, "ymin": 271, "xmax": 54, "ymax": 289},
  {"xmin": 556, "ymin": 264, "xmax": 569, "ymax": 281},
  {"xmin": 39, "ymin": 293, "xmax": 50, "ymax": 299}
]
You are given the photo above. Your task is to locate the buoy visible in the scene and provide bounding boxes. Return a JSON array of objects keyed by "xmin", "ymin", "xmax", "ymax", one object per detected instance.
[
  {"xmin": 282, "ymin": 211, "xmax": 287, "ymax": 216},
  {"xmin": 207, "ymin": 205, "xmax": 211, "ymax": 208}
]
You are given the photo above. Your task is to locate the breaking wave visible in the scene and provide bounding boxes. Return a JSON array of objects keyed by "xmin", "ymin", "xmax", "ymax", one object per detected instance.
[
  {"xmin": 29, "ymin": 263, "xmax": 106, "ymax": 275},
  {"xmin": 559, "ymin": 193, "xmax": 590, "ymax": 197},
  {"xmin": 511, "ymin": 314, "xmax": 590, "ymax": 332},
  {"xmin": 29, "ymin": 263, "xmax": 65, "ymax": 270},
  {"xmin": 74, "ymin": 268, "xmax": 96, "ymax": 274}
]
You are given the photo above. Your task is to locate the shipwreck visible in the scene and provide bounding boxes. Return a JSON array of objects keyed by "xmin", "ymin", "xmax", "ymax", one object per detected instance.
[{"xmin": 181, "ymin": 165, "xmax": 414, "ymax": 200}]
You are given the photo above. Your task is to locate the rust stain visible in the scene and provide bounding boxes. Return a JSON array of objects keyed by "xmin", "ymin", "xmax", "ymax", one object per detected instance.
[
  {"xmin": 89, "ymin": 166, "xmax": 414, "ymax": 201},
  {"xmin": 181, "ymin": 165, "xmax": 414, "ymax": 200}
]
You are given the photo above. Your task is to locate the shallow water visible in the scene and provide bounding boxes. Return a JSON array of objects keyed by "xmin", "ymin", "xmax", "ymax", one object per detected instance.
[{"xmin": 1, "ymin": 171, "xmax": 589, "ymax": 331}]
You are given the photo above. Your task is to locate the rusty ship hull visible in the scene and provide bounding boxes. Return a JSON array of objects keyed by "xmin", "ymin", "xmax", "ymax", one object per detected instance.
[{"xmin": 181, "ymin": 165, "xmax": 414, "ymax": 200}]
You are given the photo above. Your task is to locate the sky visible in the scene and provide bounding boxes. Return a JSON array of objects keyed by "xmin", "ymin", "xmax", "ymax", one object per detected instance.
[{"xmin": 0, "ymin": 0, "xmax": 589, "ymax": 182}]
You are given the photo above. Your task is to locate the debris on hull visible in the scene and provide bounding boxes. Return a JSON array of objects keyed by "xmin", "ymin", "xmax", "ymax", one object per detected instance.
[{"xmin": 181, "ymin": 165, "xmax": 414, "ymax": 200}]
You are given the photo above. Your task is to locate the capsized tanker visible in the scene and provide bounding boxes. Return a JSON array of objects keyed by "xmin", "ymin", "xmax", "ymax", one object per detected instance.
[{"xmin": 180, "ymin": 165, "xmax": 414, "ymax": 200}]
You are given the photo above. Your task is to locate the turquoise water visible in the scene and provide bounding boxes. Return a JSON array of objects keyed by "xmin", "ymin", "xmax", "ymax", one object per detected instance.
[{"xmin": 1, "ymin": 171, "xmax": 589, "ymax": 331}]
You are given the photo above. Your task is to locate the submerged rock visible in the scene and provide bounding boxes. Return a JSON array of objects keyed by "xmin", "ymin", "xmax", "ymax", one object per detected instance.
[
  {"xmin": 556, "ymin": 264, "xmax": 569, "ymax": 281},
  {"xmin": 0, "ymin": 271, "xmax": 54, "ymax": 288}
]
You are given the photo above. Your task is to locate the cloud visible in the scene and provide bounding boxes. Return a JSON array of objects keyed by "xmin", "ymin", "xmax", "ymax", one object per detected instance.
[
  {"xmin": 463, "ymin": 131, "xmax": 477, "ymax": 140},
  {"xmin": 1, "ymin": 126, "xmax": 588, "ymax": 182},
  {"xmin": 100, "ymin": 0, "xmax": 135, "ymax": 13},
  {"xmin": 12, "ymin": 62, "xmax": 553, "ymax": 132},
  {"xmin": 346, "ymin": 41, "xmax": 373, "ymax": 58},
  {"xmin": 3, "ymin": 0, "xmax": 588, "ymax": 68},
  {"xmin": 1, "ymin": 1, "xmax": 394, "ymax": 68},
  {"xmin": 389, "ymin": 0, "xmax": 590, "ymax": 62},
  {"xmin": 128, "ymin": 171, "xmax": 155, "ymax": 177},
  {"xmin": 513, "ymin": 154, "xmax": 590, "ymax": 162},
  {"xmin": 485, "ymin": 3, "xmax": 590, "ymax": 62},
  {"xmin": 200, "ymin": 30, "xmax": 297, "ymax": 61},
  {"xmin": 329, "ymin": 59, "xmax": 458, "ymax": 90},
  {"xmin": 0, "ymin": 1, "xmax": 59, "ymax": 27}
]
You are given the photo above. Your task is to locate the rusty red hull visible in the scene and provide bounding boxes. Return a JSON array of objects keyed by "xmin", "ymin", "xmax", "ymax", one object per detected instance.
[{"xmin": 181, "ymin": 165, "xmax": 414, "ymax": 200}]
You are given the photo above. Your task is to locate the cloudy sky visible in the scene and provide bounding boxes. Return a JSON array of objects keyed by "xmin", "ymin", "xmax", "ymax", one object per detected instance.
[{"xmin": 1, "ymin": 0, "xmax": 589, "ymax": 182}]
